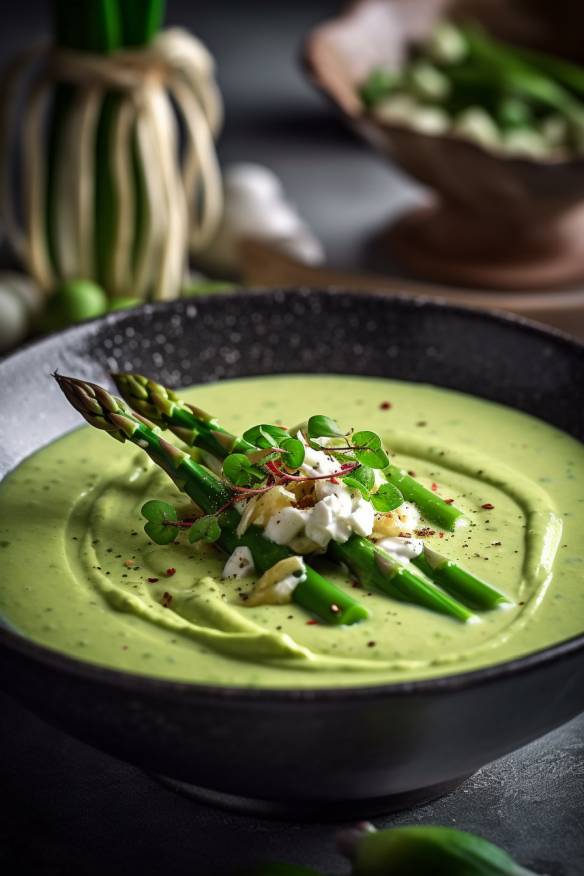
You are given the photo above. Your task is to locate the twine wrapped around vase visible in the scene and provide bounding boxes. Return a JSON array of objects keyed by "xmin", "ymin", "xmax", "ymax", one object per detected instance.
[{"xmin": 0, "ymin": 27, "xmax": 223, "ymax": 300}]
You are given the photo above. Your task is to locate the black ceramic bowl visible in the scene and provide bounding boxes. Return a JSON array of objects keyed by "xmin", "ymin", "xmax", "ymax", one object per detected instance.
[{"xmin": 1, "ymin": 289, "xmax": 583, "ymax": 818}]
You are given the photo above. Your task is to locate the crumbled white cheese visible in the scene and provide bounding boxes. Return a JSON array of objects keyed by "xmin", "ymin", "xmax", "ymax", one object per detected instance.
[
  {"xmin": 306, "ymin": 493, "xmax": 352, "ymax": 548},
  {"xmin": 394, "ymin": 501, "xmax": 420, "ymax": 532},
  {"xmin": 372, "ymin": 501, "xmax": 420, "ymax": 539},
  {"xmin": 273, "ymin": 572, "xmax": 305, "ymax": 601},
  {"xmin": 222, "ymin": 546, "xmax": 255, "ymax": 579},
  {"xmin": 348, "ymin": 495, "xmax": 376, "ymax": 537},
  {"xmin": 256, "ymin": 441, "xmax": 377, "ymax": 551},
  {"xmin": 299, "ymin": 442, "xmax": 339, "ymax": 478},
  {"xmin": 236, "ymin": 486, "xmax": 295, "ymax": 538},
  {"xmin": 264, "ymin": 505, "xmax": 309, "ymax": 545},
  {"xmin": 376, "ymin": 536, "xmax": 424, "ymax": 566},
  {"xmin": 244, "ymin": 556, "xmax": 307, "ymax": 606}
]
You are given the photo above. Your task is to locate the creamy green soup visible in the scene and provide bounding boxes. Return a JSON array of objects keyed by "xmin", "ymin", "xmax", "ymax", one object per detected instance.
[{"xmin": 0, "ymin": 375, "xmax": 583, "ymax": 688}]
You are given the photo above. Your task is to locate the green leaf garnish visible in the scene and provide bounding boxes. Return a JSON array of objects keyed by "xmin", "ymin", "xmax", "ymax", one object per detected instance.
[
  {"xmin": 352, "ymin": 430, "xmax": 389, "ymax": 469},
  {"xmin": 343, "ymin": 464, "xmax": 375, "ymax": 498},
  {"xmin": 371, "ymin": 482, "xmax": 404, "ymax": 512},
  {"xmin": 352, "ymin": 464, "xmax": 375, "ymax": 490},
  {"xmin": 280, "ymin": 437, "xmax": 305, "ymax": 469},
  {"xmin": 223, "ymin": 453, "xmax": 266, "ymax": 486},
  {"xmin": 243, "ymin": 424, "xmax": 289, "ymax": 449},
  {"xmin": 307, "ymin": 415, "xmax": 344, "ymax": 440},
  {"xmin": 188, "ymin": 515, "xmax": 221, "ymax": 544},
  {"xmin": 141, "ymin": 499, "xmax": 179, "ymax": 545},
  {"xmin": 245, "ymin": 447, "xmax": 280, "ymax": 465},
  {"xmin": 352, "ymin": 430, "xmax": 381, "ymax": 450},
  {"xmin": 343, "ymin": 476, "xmax": 369, "ymax": 499}
]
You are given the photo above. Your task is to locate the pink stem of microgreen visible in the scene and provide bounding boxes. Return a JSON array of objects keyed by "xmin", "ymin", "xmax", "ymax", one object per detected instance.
[
  {"xmin": 162, "ymin": 520, "xmax": 195, "ymax": 528},
  {"xmin": 265, "ymin": 460, "xmax": 360, "ymax": 482},
  {"xmin": 162, "ymin": 458, "xmax": 363, "ymax": 533}
]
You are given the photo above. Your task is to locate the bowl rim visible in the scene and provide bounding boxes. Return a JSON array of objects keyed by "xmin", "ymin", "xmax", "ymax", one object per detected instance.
[{"xmin": 1, "ymin": 286, "xmax": 584, "ymax": 703}]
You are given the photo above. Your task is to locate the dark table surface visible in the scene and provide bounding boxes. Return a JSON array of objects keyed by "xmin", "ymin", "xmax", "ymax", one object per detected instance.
[
  {"xmin": 1, "ymin": 692, "xmax": 582, "ymax": 875},
  {"xmin": 0, "ymin": 2, "xmax": 583, "ymax": 874}
]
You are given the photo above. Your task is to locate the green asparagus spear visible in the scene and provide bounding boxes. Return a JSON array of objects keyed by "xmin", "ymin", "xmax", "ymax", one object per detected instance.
[
  {"xmin": 113, "ymin": 371, "xmax": 254, "ymax": 458},
  {"xmin": 329, "ymin": 539, "xmax": 473, "ymax": 623},
  {"xmin": 54, "ymin": 374, "xmax": 368, "ymax": 625},
  {"xmin": 383, "ymin": 464, "xmax": 464, "ymax": 530},
  {"xmin": 413, "ymin": 546, "xmax": 508, "ymax": 610},
  {"xmin": 112, "ymin": 373, "xmax": 480, "ymax": 621}
]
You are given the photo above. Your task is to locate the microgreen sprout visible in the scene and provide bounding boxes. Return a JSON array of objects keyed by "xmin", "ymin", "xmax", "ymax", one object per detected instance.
[
  {"xmin": 141, "ymin": 500, "xmax": 179, "ymax": 544},
  {"xmin": 307, "ymin": 415, "xmax": 345, "ymax": 440},
  {"xmin": 223, "ymin": 453, "xmax": 267, "ymax": 487},
  {"xmin": 280, "ymin": 437, "xmax": 305, "ymax": 469},
  {"xmin": 351, "ymin": 430, "xmax": 390, "ymax": 469},
  {"xmin": 242, "ymin": 424, "xmax": 289, "ymax": 448},
  {"xmin": 224, "ymin": 416, "xmax": 394, "ymax": 498},
  {"xmin": 371, "ymin": 482, "xmax": 404, "ymax": 512},
  {"xmin": 188, "ymin": 515, "xmax": 221, "ymax": 544},
  {"xmin": 343, "ymin": 464, "xmax": 375, "ymax": 498},
  {"xmin": 141, "ymin": 415, "xmax": 402, "ymax": 546}
]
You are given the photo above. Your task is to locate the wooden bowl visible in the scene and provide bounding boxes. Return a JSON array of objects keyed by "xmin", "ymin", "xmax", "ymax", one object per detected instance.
[{"xmin": 304, "ymin": 0, "xmax": 584, "ymax": 290}]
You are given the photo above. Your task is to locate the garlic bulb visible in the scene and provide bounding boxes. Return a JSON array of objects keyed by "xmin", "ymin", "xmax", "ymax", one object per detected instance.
[
  {"xmin": 0, "ymin": 272, "xmax": 41, "ymax": 353},
  {"xmin": 199, "ymin": 163, "xmax": 324, "ymax": 276}
]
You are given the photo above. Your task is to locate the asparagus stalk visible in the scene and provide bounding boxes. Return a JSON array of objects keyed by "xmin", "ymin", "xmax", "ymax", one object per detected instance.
[
  {"xmin": 113, "ymin": 372, "xmax": 466, "ymax": 530},
  {"xmin": 113, "ymin": 371, "xmax": 254, "ymax": 458},
  {"xmin": 54, "ymin": 374, "xmax": 369, "ymax": 626},
  {"xmin": 328, "ymin": 540, "xmax": 473, "ymax": 623},
  {"xmin": 413, "ymin": 547, "xmax": 508, "ymax": 610},
  {"xmin": 383, "ymin": 464, "xmax": 464, "ymax": 530},
  {"xmin": 112, "ymin": 373, "xmax": 480, "ymax": 621}
]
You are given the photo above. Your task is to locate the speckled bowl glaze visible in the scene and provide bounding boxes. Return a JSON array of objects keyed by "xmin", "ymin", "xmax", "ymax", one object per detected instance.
[{"xmin": 0, "ymin": 289, "xmax": 583, "ymax": 817}]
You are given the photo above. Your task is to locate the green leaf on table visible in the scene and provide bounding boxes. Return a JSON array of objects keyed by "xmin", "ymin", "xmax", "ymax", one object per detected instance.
[
  {"xmin": 243, "ymin": 424, "xmax": 289, "ymax": 449},
  {"xmin": 188, "ymin": 515, "xmax": 221, "ymax": 544},
  {"xmin": 352, "ymin": 430, "xmax": 390, "ymax": 469},
  {"xmin": 141, "ymin": 499, "xmax": 179, "ymax": 545},
  {"xmin": 307, "ymin": 415, "xmax": 344, "ymax": 440},
  {"xmin": 223, "ymin": 453, "xmax": 267, "ymax": 487},
  {"xmin": 280, "ymin": 437, "xmax": 305, "ymax": 469},
  {"xmin": 347, "ymin": 824, "xmax": 540, "ymax": 876},
  {"xmin": 371, "ymin": 483, "xmax": 404, "ymax": 512}
]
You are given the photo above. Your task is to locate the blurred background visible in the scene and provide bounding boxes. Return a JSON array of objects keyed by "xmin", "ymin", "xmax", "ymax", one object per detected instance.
[
  {"xmin": 0, "ymin": 0, "xmax": 408, "ymax": 273},
  {"xmin": 2, "ymin": 0, "xmax": 583, "ymax": 356}
]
